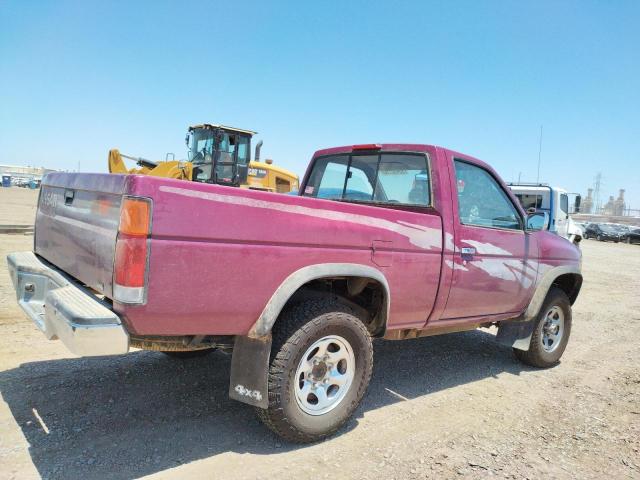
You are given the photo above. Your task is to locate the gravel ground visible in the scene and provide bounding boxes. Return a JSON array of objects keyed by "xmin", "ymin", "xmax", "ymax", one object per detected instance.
[{"xmin": 0, "ymin": 188, "xmax": 639, "ymax": 480}]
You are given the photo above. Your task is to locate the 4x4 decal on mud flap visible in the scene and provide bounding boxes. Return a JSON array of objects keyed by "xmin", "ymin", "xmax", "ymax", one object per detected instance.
[{"xmin": 234, "ymin": 384, "xmax": 263, "ymax": 402}]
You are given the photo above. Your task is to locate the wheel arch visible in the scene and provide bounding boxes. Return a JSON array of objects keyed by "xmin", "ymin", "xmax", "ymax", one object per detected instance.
[
  {"xmin": 248, "ymin": 263, "xmax": 391, "ymax": 338},
  {"xmin": 524, "ymin": 265, "xmax": 582, "ymax": 322},
  {"xmin": 551, "ymin": 273, "xmax": 582, "ymax": 305},
  {"xmin": 497, "ymin": 265, "xmax": 581, "ymax": 352}
]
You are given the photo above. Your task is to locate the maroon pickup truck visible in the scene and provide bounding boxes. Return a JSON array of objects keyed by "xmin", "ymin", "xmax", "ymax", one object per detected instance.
[{"xmin": 8, "ymin": 143, "xmax": 582, "ymax": 442}]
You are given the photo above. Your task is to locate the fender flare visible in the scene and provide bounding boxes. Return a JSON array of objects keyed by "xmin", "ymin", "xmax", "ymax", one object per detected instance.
[
  {"xmin": 522, "ymin": 265, "xmax": 582, "ymax": 322},
  {"xmin": 230, "ymin": 263, "xmax": 390, "ymax": 408},
  {"xmin": 497, "ymin": 264, "xmax": 582, "ymax": 351},
  {"xmin": 248, "ymin": 263, "xmax": 391, "ymax": 337}
]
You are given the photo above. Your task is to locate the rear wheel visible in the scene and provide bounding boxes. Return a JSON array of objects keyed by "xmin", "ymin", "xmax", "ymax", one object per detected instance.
[
  {"xmin": 256, "ymin": 297, "xmax": 373, "ymax": 443},
  {"xmin": 514, "ymin": 287, "xmax": 572, "ymax": 368}
]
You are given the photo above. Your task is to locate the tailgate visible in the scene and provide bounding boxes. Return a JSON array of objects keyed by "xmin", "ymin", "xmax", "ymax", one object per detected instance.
[{"xmin": 35, "ymin": 173, "xmax": 129, "ymax": 299}]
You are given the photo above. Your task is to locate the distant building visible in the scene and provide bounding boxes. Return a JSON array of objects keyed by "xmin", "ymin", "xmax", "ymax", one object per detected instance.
[
  {"xmin": 0, "ymin": 164, "xmax": 56, "ymax": 184},
  {"xmin": 581, "ymin": 188, "xmax": 594, "ymax": 214},
  {"xmin": 602, "ymin": 195, "xmax": 615, "ymax": 215},
  {"xmin": 613, "ymin": 189, "xmax": 626, "ymax": 216}
]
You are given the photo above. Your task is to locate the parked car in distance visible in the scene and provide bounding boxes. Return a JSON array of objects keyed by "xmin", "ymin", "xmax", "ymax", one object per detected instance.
[
  {"xmin": 583, "ymin": 223, "xmax": 625, "ymax": 242},
  {"xmin": 8, "ymin": 143, "xmax": 583, "ymax": 442},
  {"xmin": 626, "ymin": 227, "xmax": 640, "ymax": 244}
]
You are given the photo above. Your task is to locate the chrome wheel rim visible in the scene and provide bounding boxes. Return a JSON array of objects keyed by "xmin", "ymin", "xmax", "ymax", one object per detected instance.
[
  {"xmin": 294, "ymin": 335, "xmax": 355, "ymax": 416},
  {"xmin": 541, "ymin": 306, "xmax": 564, "ymax": 353}
]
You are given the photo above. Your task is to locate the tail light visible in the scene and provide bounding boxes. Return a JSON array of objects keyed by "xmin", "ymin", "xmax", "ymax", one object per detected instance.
[{"xmin": 113, "ymin": 196, "xmax": 152, "ymax": 304}]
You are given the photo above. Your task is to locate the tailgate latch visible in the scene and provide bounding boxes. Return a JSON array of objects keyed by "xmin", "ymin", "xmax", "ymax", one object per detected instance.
[{"xmin": 64, "ymin": 189, "xmax": 75, "ymax": 205}]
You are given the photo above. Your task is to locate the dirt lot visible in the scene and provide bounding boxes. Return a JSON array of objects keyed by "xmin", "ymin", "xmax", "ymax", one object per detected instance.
[{"xmin": 0, "ymin": 188, "xmax": 638, "ymax": 480}]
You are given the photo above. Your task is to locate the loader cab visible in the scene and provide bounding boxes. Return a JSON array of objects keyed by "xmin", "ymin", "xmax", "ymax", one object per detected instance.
[{"xmin": 187, "ymin": 124, "xmax": 255, "ymax": 187}]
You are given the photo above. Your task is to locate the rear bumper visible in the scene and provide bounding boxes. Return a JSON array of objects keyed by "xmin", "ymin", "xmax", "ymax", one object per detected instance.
[{"xmin": 6, "ymin": 251, "xmax": 129, "ymax": 356}]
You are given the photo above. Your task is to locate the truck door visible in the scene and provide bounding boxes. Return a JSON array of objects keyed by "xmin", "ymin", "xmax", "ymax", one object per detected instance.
[
  {"xmin": 555, "ymin": 192, "xmax": 570, "ymax": 238},
  {"xmin": 441, "ymin": 157, "xmax": 538, "ymax": 319}
]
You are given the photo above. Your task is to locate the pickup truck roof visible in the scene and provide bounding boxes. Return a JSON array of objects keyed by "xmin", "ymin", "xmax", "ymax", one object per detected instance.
[{"xmin": 305, "ymin": 143, "xmax": 526, "ymax": 218}]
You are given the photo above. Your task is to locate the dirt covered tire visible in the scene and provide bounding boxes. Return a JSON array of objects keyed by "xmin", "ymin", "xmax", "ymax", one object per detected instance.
[
  {"xmin": 256, "ymin": 297, "xmax": 373, "ymax": 443},
  {"xmin": 162, "ymin": 349, "xmax": 214, "ymax": 359},
  {"xmin": 514, "ymin": 287, "xmax": 572, "ymax": 368}
]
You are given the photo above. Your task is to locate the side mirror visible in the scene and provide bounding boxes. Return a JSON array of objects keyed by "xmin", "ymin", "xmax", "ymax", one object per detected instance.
[
  {"xmin": 574, "ymin": 195, "xmax": 582, "ymax": 213},
  {"xmin": 526, "ymin": 211, "xmax": 549, "ymax": 231}
]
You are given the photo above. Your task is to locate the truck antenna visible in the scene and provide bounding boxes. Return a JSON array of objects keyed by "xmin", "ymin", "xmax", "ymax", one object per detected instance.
[{"xmin": 536, "ymin": 125, "xmax": 543, "ymax": 183}]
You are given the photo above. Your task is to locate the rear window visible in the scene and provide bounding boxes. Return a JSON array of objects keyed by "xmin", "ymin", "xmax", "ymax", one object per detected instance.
[{"xmin": 304, "ymin": 153, "xmax": 431, "ymax": 206}]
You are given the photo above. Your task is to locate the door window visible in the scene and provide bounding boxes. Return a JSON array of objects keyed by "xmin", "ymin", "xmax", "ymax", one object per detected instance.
[
  {"xmin": 560, "ymin": 194, "xmax": 569, "ymax": 215},
  {"xmin": 454, "ymin": 160, "xmax": 521, "ymax": 230},
  {"xmin": 236, "ymin": 136, "xmax": 250, "ymax": 166}
]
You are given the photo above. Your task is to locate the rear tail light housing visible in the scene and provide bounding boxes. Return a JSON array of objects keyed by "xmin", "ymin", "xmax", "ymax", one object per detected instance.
[{"xmin": 113, "ymin": 196, "xmax": 152, "ymax": 304}]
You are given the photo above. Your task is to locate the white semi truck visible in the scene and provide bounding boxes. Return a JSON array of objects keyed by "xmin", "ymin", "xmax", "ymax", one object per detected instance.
[{"xmin": 508, "ymin": 183, "xmax": 583, "ymax": 244}]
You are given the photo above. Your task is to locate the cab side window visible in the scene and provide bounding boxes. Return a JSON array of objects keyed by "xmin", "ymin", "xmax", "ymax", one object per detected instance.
[{"xmin": 454, "ymin": 160, "xmax": 521, "ymax": 230}]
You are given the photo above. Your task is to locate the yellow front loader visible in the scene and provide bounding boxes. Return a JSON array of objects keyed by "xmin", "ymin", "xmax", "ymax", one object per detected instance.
[
  {"xmin": 108, "ymin": 124, "xmax": 298, "ymax": 192},
  {"xmin": 108, "ymin": 149, "xmax": 192, "ymax": 180}
]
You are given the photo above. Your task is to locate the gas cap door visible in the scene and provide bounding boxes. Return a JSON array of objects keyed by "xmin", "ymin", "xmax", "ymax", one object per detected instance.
[{"xmin": 371, "ymin": 240, "xmax": 393, "ymax": 267}]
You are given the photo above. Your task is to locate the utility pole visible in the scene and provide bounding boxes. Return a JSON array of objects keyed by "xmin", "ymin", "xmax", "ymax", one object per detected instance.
[{"xmin": 536, "ymin": 125, "xmax": 543, "ymax": 184}]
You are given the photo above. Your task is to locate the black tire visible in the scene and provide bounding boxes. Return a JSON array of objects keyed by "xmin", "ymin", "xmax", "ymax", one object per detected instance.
[
  {"xmin": 162, "ymin": 349, "xmax": 214, "ymax": 359},
  {"xmin": 256, "ymin": 297, "xmax": 373, "ymax": 443},
  {"xmin": 597, "ymin": 234, "xmax": 603, "ymax": 241},
  {"xmin": 514, "ymin": 287, "xmax": 572, "ymax": 368}
]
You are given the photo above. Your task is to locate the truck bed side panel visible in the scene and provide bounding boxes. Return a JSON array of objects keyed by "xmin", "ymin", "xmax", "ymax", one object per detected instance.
[{"xmin": 118, "ymin": 177, "xmax": 444, "ymax": 335}]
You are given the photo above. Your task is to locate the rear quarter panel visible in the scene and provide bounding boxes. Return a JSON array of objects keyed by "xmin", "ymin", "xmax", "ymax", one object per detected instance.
[{"xmin": 119, "ymin": 173, "xmax": 444, "ymax": 335}]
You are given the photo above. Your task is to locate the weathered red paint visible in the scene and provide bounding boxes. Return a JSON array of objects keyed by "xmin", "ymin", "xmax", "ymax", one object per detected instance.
[{"xmin": 36, "ymin": 144, "xmax": 581, "ymax": 337}]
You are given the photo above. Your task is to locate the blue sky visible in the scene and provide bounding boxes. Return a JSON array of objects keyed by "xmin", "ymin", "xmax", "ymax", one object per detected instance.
[{"xmin": 1, "ymin": 1, "xmax": 639, "ymax": 209}]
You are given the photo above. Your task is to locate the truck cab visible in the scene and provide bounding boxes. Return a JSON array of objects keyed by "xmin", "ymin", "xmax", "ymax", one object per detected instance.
[{"xmin": 508, "ymin": 183, "xmax": 583, "ymax": 244}]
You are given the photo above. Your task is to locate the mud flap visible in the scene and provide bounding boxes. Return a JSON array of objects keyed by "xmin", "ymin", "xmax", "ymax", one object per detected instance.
[
  {"xmin": 496, "ymin": 319, "xmax": 535, "ymax": 351},
  {"xmin": 229, "ymin": 334, "xmax": 271, "ymax": 409}
]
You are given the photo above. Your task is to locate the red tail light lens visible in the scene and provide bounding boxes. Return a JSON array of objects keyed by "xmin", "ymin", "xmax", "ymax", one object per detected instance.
[
  {"xmin": 114, "ymin": 236, "xmax": 147, "ymax": 288},
  {"xmin": 113, "ymin": 196, "xmax": 152, "ymax": 304}
]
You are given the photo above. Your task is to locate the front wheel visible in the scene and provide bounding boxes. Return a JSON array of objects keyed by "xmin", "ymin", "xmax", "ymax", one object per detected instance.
[
  {"xmin": 256, "ymin": 297, "xmax": 373, "ymax": 443},
  {"xmin": 597, "ymin": 234, "xmax": 603, "ymax": 241},
  {"xmin": 514, "ymin": 287, "xmax": 572, "ymax": 368}
]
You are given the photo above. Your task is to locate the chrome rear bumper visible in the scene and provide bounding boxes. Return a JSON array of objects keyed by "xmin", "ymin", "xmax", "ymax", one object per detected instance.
[{"xmin": 7, "ymin": 251, "xmax": 129, "ymax": 356}]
